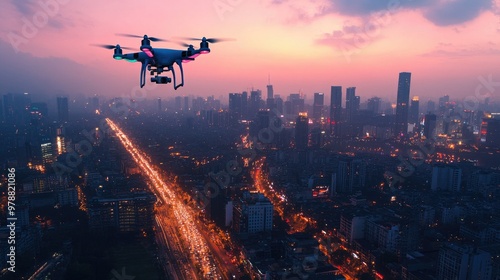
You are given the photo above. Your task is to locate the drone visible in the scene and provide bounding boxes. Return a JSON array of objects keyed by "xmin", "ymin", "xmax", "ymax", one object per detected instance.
[{"xmin": 94, "ymin": 34, "xmax": 232, "ymax": 89}]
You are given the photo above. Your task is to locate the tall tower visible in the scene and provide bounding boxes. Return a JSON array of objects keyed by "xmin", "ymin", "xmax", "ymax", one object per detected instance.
[
  {"xmin": 423, "ymin": 113, "xmax": 437, "ymax": 140},
  {"xmin": 330, "ymin": 86, "xmax": 342, "ymax": 137},
  {"xmin": 295, "ymin": 112, "xmax": 309, "ymax": 150},
  {"xmin": 345, "ymin": 87, "xmax": 358, "ymax": 122},
  {"xmin": 395, "ymin": 72, "xmax": 411, "ymax": 137},
  {"xmin": 313, "ymin": 92, "xmax": 324, "ymax": 121},
  {"xmin": 266, "ymin": 75, "xmax": 274, "ymax": 109},
  {"xmin": 57, "ymin": 96, "xmax": 69, "ymax": 123},
  {"xmin": 157, "ymin": 98, "xmax": 162, "ymax": 113},
  {"xmin": 409, "ymin": 96, "xmax": 419, "ymax": 124},
  {"xmin": 249, "ymin": 89, "xmax": 262, "ymax": 118},
  {"xmin": 367, "ymin": 97, "xmax": 381, "ymax": 115}
]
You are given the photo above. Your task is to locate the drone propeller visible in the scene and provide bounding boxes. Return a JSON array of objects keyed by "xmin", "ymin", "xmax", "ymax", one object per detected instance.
[
  {"xmin": 91, "ymin": 44, "xmax": 133, "ymax": 50},
  {"xmin": 116, "ymin": 33, "xmax": 169, "ymax": 42},
  {"xmin": 177, "ymin": 37, "xmax": 236, "ymax": 44},
  {"xmin": 176, "ymin": 42, "xmax": 193, "ymax": 48}
]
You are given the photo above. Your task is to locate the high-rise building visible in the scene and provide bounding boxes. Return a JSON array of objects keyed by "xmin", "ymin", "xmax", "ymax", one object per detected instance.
[
  {"xmin": 287, "ymin": 93, "xmax": 304, "ymax": 117},
  {"xmin": 266, "ymin": 84, "xmax": 274, "ymax": 100},
  {"xmin": 336, "ymin": 158, "xmax": 366, "ymax": 194},
  {"xmin": 88, "ymin": 193, "xmax": 156, "ymax": 233},
  {"xmin": 241, "ymin": 91, "xmax": 248, "ymax": 118},
  {"xmin": 249, "ymin": 90, "xmax": 261, "ymax": 118},
  {"xmin": 229, "ymin": 93, "xmax": 243, "ymax": 118},
  {"xmin": 2, "ymin": 93, "xmax": 31, "ymax": 124},
  {"xmin": 275, "ymin": 95, "xmax": 283, "ymax": 115},
  {"xmin": 431, "ymin": 164, "xmax": 462, "ymax": 192},
  {"xmin": 295, "ymin": 112, "xmax": 309, "ymax": 150},
  {"xmin": 439, "ymin": 95, "xmax": 450, "ymax": 111},
  {"xmin": 3, "ymin": 94, "xmax": 14, "ymax": 122},
  {"xmin": 423, "ymin": 113, "xmax": 437, "ymax": 139},
  {"xmin": 233, "ymin": 192, "xmax": 273, "ymax": 234},
  {"xmin": 367, "ymin": 97, "xmax": 381, "ymax": 115},
  {"xmin": 40, "ymin": 137, "xmax": 53, "ymax": 166},
  {"xmin": 409, "ymin": 96, "xmax": 419, "ymax": 124},
  {"xmin": 266, "ymin": 81, "xmax": 274, "ymax": 109},
  {"xmin": 310, "ymin": 127, "xmax": 324, "ymax": 149},
  {"xmin": 437, "ymin": 243, "xmax": 492, "ymax": 280},
  {"xmin": 183, "ymin": 96, "xmax": 189, "ymax": 111},
  {"xmin": 174, "ymin": 96, "xmax": 182, "ymax": 111},
  {"xmin": 345, "ymin": 87, "xmax": 359, "ymax": 122},
  {"xmin": 30, "ymin": 102, "xmax": 48, "ymax": 120},
  {"xmin": 57, "ymin": 96, "xmax": 69, "ymax": 122},
  {"xmin": 313, "ymin": 92, "xmax": 324, "ymax": 121},
  {"xmin": 480, "ymin": 117, "xmax": 500, "ymax": 149},
  {"xmin": 330, "ymin": 86, "xmax": 342, "ymax": 137},
  {"xmin": 427, "ymin": 100, "xmax": 436, "ymax": 113},
  {"xmin": 157, "ymin": 98, "xmax": 162, "ymax": 113},
  {"xmin": 395, "ymin": 72, "xmax": 411, "ymax": 136}
]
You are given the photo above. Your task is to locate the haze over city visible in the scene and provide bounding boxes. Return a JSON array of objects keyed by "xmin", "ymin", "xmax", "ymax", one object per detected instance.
[{"xmin": 1, "ymin": 0, "xmax": 500, "ymax": 101}]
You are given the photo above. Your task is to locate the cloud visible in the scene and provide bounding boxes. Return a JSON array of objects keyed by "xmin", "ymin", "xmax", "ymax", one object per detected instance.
[
  {"xmin": 333, "ymin": 0, "xmax": 493, "ymax": 26},
  {"xmin": 306, "ymin": 0, "xmax": 496, "ymax": 51},
  {"xmin": 316, "ymin": 18, "xmax": 383, "ymax": 52},
  {"xmin": 269, "ymin": 0, "xmax": 333, "ymax": 23},
  {"xmin": 423, "ymin": 0, "xmax": 492, "ymax": 26},
  {"xmin": 331, "ymin": 0, "xmax": 431, "ymax": 16},
  {"xmin": 11, "ymin": 0, "xmax": 35, "ymax": 16},
  {"xmin": 6, "ymin": 0, "xmax": 73, "ymax": 30}
]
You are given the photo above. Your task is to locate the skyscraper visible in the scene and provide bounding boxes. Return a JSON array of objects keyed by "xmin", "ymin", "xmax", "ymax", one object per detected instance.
[
  {"xmin": 336, "ymin": 158, "xmax": 366, "ymax": 194},
  {"xmin": 175, "ymin": 96, "xmax": 182, "ymax": 111},
  {"xmin": 395, "ymin": 72, "xmax": 411, "ymax": 136},
  {"xmin": 367, "ymin": 97, "xmax": 381, "ymax": 115},
  {"xmin": 249, "ymin": 90, "xmax": 261, "ymax": 118},
  {"xmin": 330, "ymin": 86, "xmax": 342, "ymax": 137},
  {"xmin": 266, "ymin": 80, "xmax": 274, "ymax": 109},
  {"xmin": 423, "ymin": 113, "xmax": 437, "ymax": 140},
  {"xmin": 266, "ymin": 84, "xmax": 274, "ymax": 100},
  {"xmin": 431, "ymin": 164, "xmax": 462, "ymax": 192},
  {"xmin": 229, "ymin": 93, "xmax": 243, "ymax": 118},
  {"xmin": 409, "ymin": 96, "xmax": 419, "ymax": 124},
  {"xmin": 157, "ymin": 98, "xmax": 162, "ymax": 113},
  {"xmin": 40, "ymin": 137, "xmax": 54, "ymax": 166},
  {"xmin": 295, "ymin": 112, "xmax": 309, "ymax": 150},
  {"xmin": 481, "ymin": 117, "xmax": 500, "ymax": 149},
  {"xmin": 313, "ymin": 92, "xmax": 324, "ymax": 121},
  {"xmin": 345, "ymin": 87, "xmax": 359, "ymax": 122},
  {"xmin": 57, "ymin": 96, "xmax": 69, "ymax": 122},
  {"xmin": 183, "ymin": 96, "xmax": 189, "ymax": 111}
]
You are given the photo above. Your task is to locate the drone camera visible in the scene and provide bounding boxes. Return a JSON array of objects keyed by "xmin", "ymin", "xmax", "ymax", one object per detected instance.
[{"xmin": 151, "ymin": 76, "xmax": 171, "ymax": 84}]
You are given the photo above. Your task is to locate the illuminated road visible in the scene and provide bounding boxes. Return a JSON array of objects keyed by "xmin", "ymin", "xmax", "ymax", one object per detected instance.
[
  {"xmin": 252, "ymin": 158, "xmax": 357, "ymax": 279},
  {"xmin": 106, "ymin": 118, "xmax": 223, "ymax": 279},
  {"xmin": 251, "ymin": 159, "xmax": 312, "ymax": 233}
]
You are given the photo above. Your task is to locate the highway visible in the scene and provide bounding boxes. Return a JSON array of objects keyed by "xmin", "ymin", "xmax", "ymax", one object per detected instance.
[{"xmin": 106, "ymin": 118, "xmax": 223, "ymax": 279}]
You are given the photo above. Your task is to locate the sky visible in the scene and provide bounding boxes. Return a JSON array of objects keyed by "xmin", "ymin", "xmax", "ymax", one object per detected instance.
[{"xmin": 1, "ymin": 0, "xmax": 499, "ymax": 104}]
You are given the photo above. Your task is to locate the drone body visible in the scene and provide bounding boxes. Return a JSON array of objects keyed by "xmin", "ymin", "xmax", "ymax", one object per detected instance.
[{"xmin": 98, "ymin": 34, "xmax": 222, "ymax": 89}]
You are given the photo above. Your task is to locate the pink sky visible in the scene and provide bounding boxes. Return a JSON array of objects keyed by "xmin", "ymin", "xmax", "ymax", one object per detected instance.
[{"xmin": 1, "ymin": 0, "xmax": 499, "ymax": 103}]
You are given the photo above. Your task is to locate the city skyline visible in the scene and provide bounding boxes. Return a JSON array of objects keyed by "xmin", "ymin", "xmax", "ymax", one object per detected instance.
[
  {"xmin": 1, "ymin": 0, "xmax": 499, "ymax": 101},
  {"xmin": 1, "ymin": 2, "xmax": 500, "ymax": 278}
]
